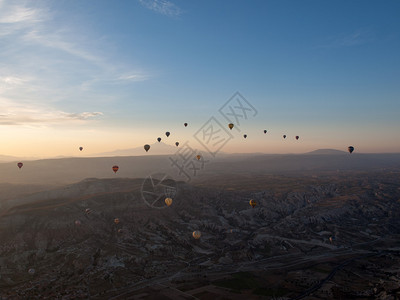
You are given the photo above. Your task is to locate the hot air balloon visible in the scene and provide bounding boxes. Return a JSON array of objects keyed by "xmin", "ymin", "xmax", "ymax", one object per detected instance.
[
  {"xmin": 192, "ymin": 231, "xmax": 201, "ymax": 240},
  {"xmin": 165, "ymin": 132, "xmax": 170, "ymax": 137},
  {"xmin": 243, "ymin": 134, "xmax": 247, "ymax": 139},
  {"xmin": 144, "ymin": 144, "xmax": 150, "ymax": 152},
  {"xmin": 264, "ymin": 130, "xmax": 267, "ymax": 134},
  {"xmin": 196, "ymin": 155, "xmax": 201, "ymax": 160},
  {"xmin": 184, "ymin": 123, "xmax": 188, "ymax": 127},
  {"xmin": 283, "ymin": 135, "xmax": 286, "ymax": 139},
  {"xmin": 112, "ymin": 165, "xmax": 119, "ymax": 173},
  {"xmin": 348, "ymin": 146, "xmax": 354, "ymax": 154},
  {"xmin": 28, "ymin": 268, "xmax": 35, "ymax": 275},
  {"xmin": 228, "ymin": 123, "xmax": 234, "ymax": 130},
  {"xmin": 175, "ymin": 142, "xmax": 179, "ymax": 147},
  {"xmin": 79, "ymin": 147, "xmax": 83, "ymax": 151},
  {"xmin": 249, "ymin": 199, "xmax": 257, "ymax": 208},
  {"xmin": 157, "ymin": 137, "xmax": 161, "ymax": 142},
  {"xmin": 295, "ymin": 136, "xmax": 299, "ymax": 140},
  {"xmin": 17, "ymin": 162, "xmax": 23, "ymax": 169},
  {"xmin": 75, "ymin": 220, "xmax": 81, "ymax": 226},
  {"xmin": 165, "ymin": 197, "xmax": 173, "ymax": 207},
  {"xmin": 114, "ymin": 218, "xmax": 120, "ymax": 225}
]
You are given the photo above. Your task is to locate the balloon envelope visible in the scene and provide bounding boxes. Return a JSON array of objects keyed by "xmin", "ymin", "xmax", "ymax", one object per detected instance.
[
  {"xmin": 165, "ymin": 132, "xmax": 170, "ymax": 137},
  {"xmin": 144, "ymin": 144, "xmax": 150, "ymax": 152},
  {"xmin": 165, "ymin": 197, "xmax": 173, "ymax": 206},
  {"xmin": 295, "ymin": 136, "xmax": 299, "ymax": 140},
  {"xmin": 283, "ymin": 135, "xmax": 286, "ymax": 139},
  {"xmin": 192, "ymin": 231, "xmax": 201, "ymax": 239},
  {"xmin": 175, "ymin": 142, "xmax": 179, "ymax": 147},
  {"xmin": 196, "ymin": 155, "xmax": 201, "ymax": 160},
  {"xmin": 184, "ymin": 123, "xmax": 188, "ymax": 127},
  {"xmin": 112, "ymin": 165, "xmax": 119, "ymax": 173},
  {"xmin": 264, "ymin": 130, "xmax": 267, "ymax": 134},
  {"xmin": 249, "ymin": 199, "xmax": 257, "ymax": 208},
  {"xmin": 348, "ymin": 146, "xmax": 354, "ymax": 154},
  {"xmin": 157, "ymin": 137, "xmax": 161, "ymax": 142},
  {"xmin": 17, "ymin": 162, "xmax": 23, "ymax": 169},
  {"xmin": 79, "ymin": 147, "xmax": 83, "ymax": 151},
  {"xmin": 243, "ymin": 134, "xmax": 247, "ymax": 139},
  {"xmin": 228, "ymin": 123, "xmax": 234, "ymax": 130}
]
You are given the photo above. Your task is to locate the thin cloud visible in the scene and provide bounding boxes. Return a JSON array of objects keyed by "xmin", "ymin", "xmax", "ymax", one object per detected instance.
[
  {"xmin": 318, "ymin": 29, "xmax": 376, "ymax": 48},
  {"xmin": 0, "ymin": 98, "xmax": 103, "ymax": 126},
  {"xmin": 138, "ymin": 0, "xmax": 182, "ymax": 16}
]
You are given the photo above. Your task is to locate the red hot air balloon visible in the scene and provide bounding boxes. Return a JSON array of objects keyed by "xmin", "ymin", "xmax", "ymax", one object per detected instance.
[
  {"xmin": 17, "ymin": 162, "xmax": 23, "ymax": 169},
  {"xmin": 112, "ymin": 165, "xmax": 119, "ymax": 173}
]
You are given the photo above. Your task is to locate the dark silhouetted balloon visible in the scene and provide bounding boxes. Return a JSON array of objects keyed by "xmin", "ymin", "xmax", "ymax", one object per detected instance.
[
  {"xmin": 175, "ymin": 142, "xmax": 179, "ymax": 147},
  {"xmin": 17, "ymin": 162, "xmax": 23, "ymax": 169},
  {"xmin": 112, "ymin": 165, "xmax": 119, "ymax": 173},
  {"xmin": 184, "ymin": 123, "xmax": 188, "ymax": 127},
  {"xmin": 264, "ymin": 130, "xmax": 267, "ymax": 134},
  {"xmin": 165, "ymin": 132, "xmax": 170, "ymax": 137},
  {"xmin": 79, "ymin": 147, "xmax": 83, "ymax": 151},
  {"xmin": 243, "ymin": 134, "xmax": 247, "ymax": 139},
  {"xmin": 283, "ymin": 135, "xmax": 286, "ymax": 139},
  {"xmin": 295, "ymin": 136, "xmax": 299, "ymax": 140},
  {"xmin": 157, "ymin": 137, "xmax": 161, "ymax": 142},
  {"xmin": 144, "ymin": 144, "xmax": 150, "ymax": 152},
  {"xmin": 228, "ymin": 123, "xmax": 234, "ymax": 130},
  {"xmin": 348, "ymin": 146, "xmax": 354, "ymax": 154}
]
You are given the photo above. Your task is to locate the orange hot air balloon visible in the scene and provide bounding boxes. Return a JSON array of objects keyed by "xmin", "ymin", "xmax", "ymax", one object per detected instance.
[
  {"xmin": 228, "ymin": 123, "xmax": 234, "ymax": 130},
  {"xmin": 249, "ymin": 199, "xmax": 257, "ymax": 208},
  {"xmin": 165, "ymin": 197, "xmax": 173, "ymax": 206},
  {"xmin": 192, "ymin": 231, "xmax": 201, "ymax": 239},
  {"xmin": 184, "ymin": 123, "xmax": 188, "ymax": 127},
  {"xmin": 295, "ymin": 136, "xmax": 299, "ymax": 140},
  {"xmin": 157, "ymin": 137, "xmax": 161, "ymax": 142},
  {"xmin": 144, "ymin": 144, "xmax": 150, "ymax": 152},
  {"xmin": 196, "ymin": 155, "xmax": 201, "ymax": 160},
  {"xmin": 17, "ymin": 162, "xmax": 23, "ymax": 169},
  {"xmin": 79, "ymin": 146, "xmax": 83, "ymax": 151},
  {"xmin": 112, "ymin": 165, "xmax": 119, "ymax": 173},
  {"xmin": 114, "ymin": 218, "xmax": 120, "ymax": 225},
  {"xmin": 175, "ymin": 142, "xmax": 179, "ymax": 147}
]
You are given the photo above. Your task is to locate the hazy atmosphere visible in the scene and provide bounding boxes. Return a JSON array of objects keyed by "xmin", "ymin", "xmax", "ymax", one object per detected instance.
[
  {"xmin": 1, "ymin": 0, "xmax": 399, "ymax": 157},
  {"xmin": 1, "ymin": 1, "xmax": 400, "ymax": 299}
]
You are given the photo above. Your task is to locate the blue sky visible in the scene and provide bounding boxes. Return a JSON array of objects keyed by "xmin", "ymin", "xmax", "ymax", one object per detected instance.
[{"xmin": 0, "ymin": 0, "xmax": 399, "ymax": 157}]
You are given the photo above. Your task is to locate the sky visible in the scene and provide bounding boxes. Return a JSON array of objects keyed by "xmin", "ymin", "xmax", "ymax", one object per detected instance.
[{"xmin": 0, "ymin": 0, "xmax": 399, "ymax": 158}]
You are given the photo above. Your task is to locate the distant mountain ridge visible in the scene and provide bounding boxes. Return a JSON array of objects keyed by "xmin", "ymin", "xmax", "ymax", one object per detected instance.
[{"xmin": 305, "ymin": 149, "xmax": 348, "ymax": 155}]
